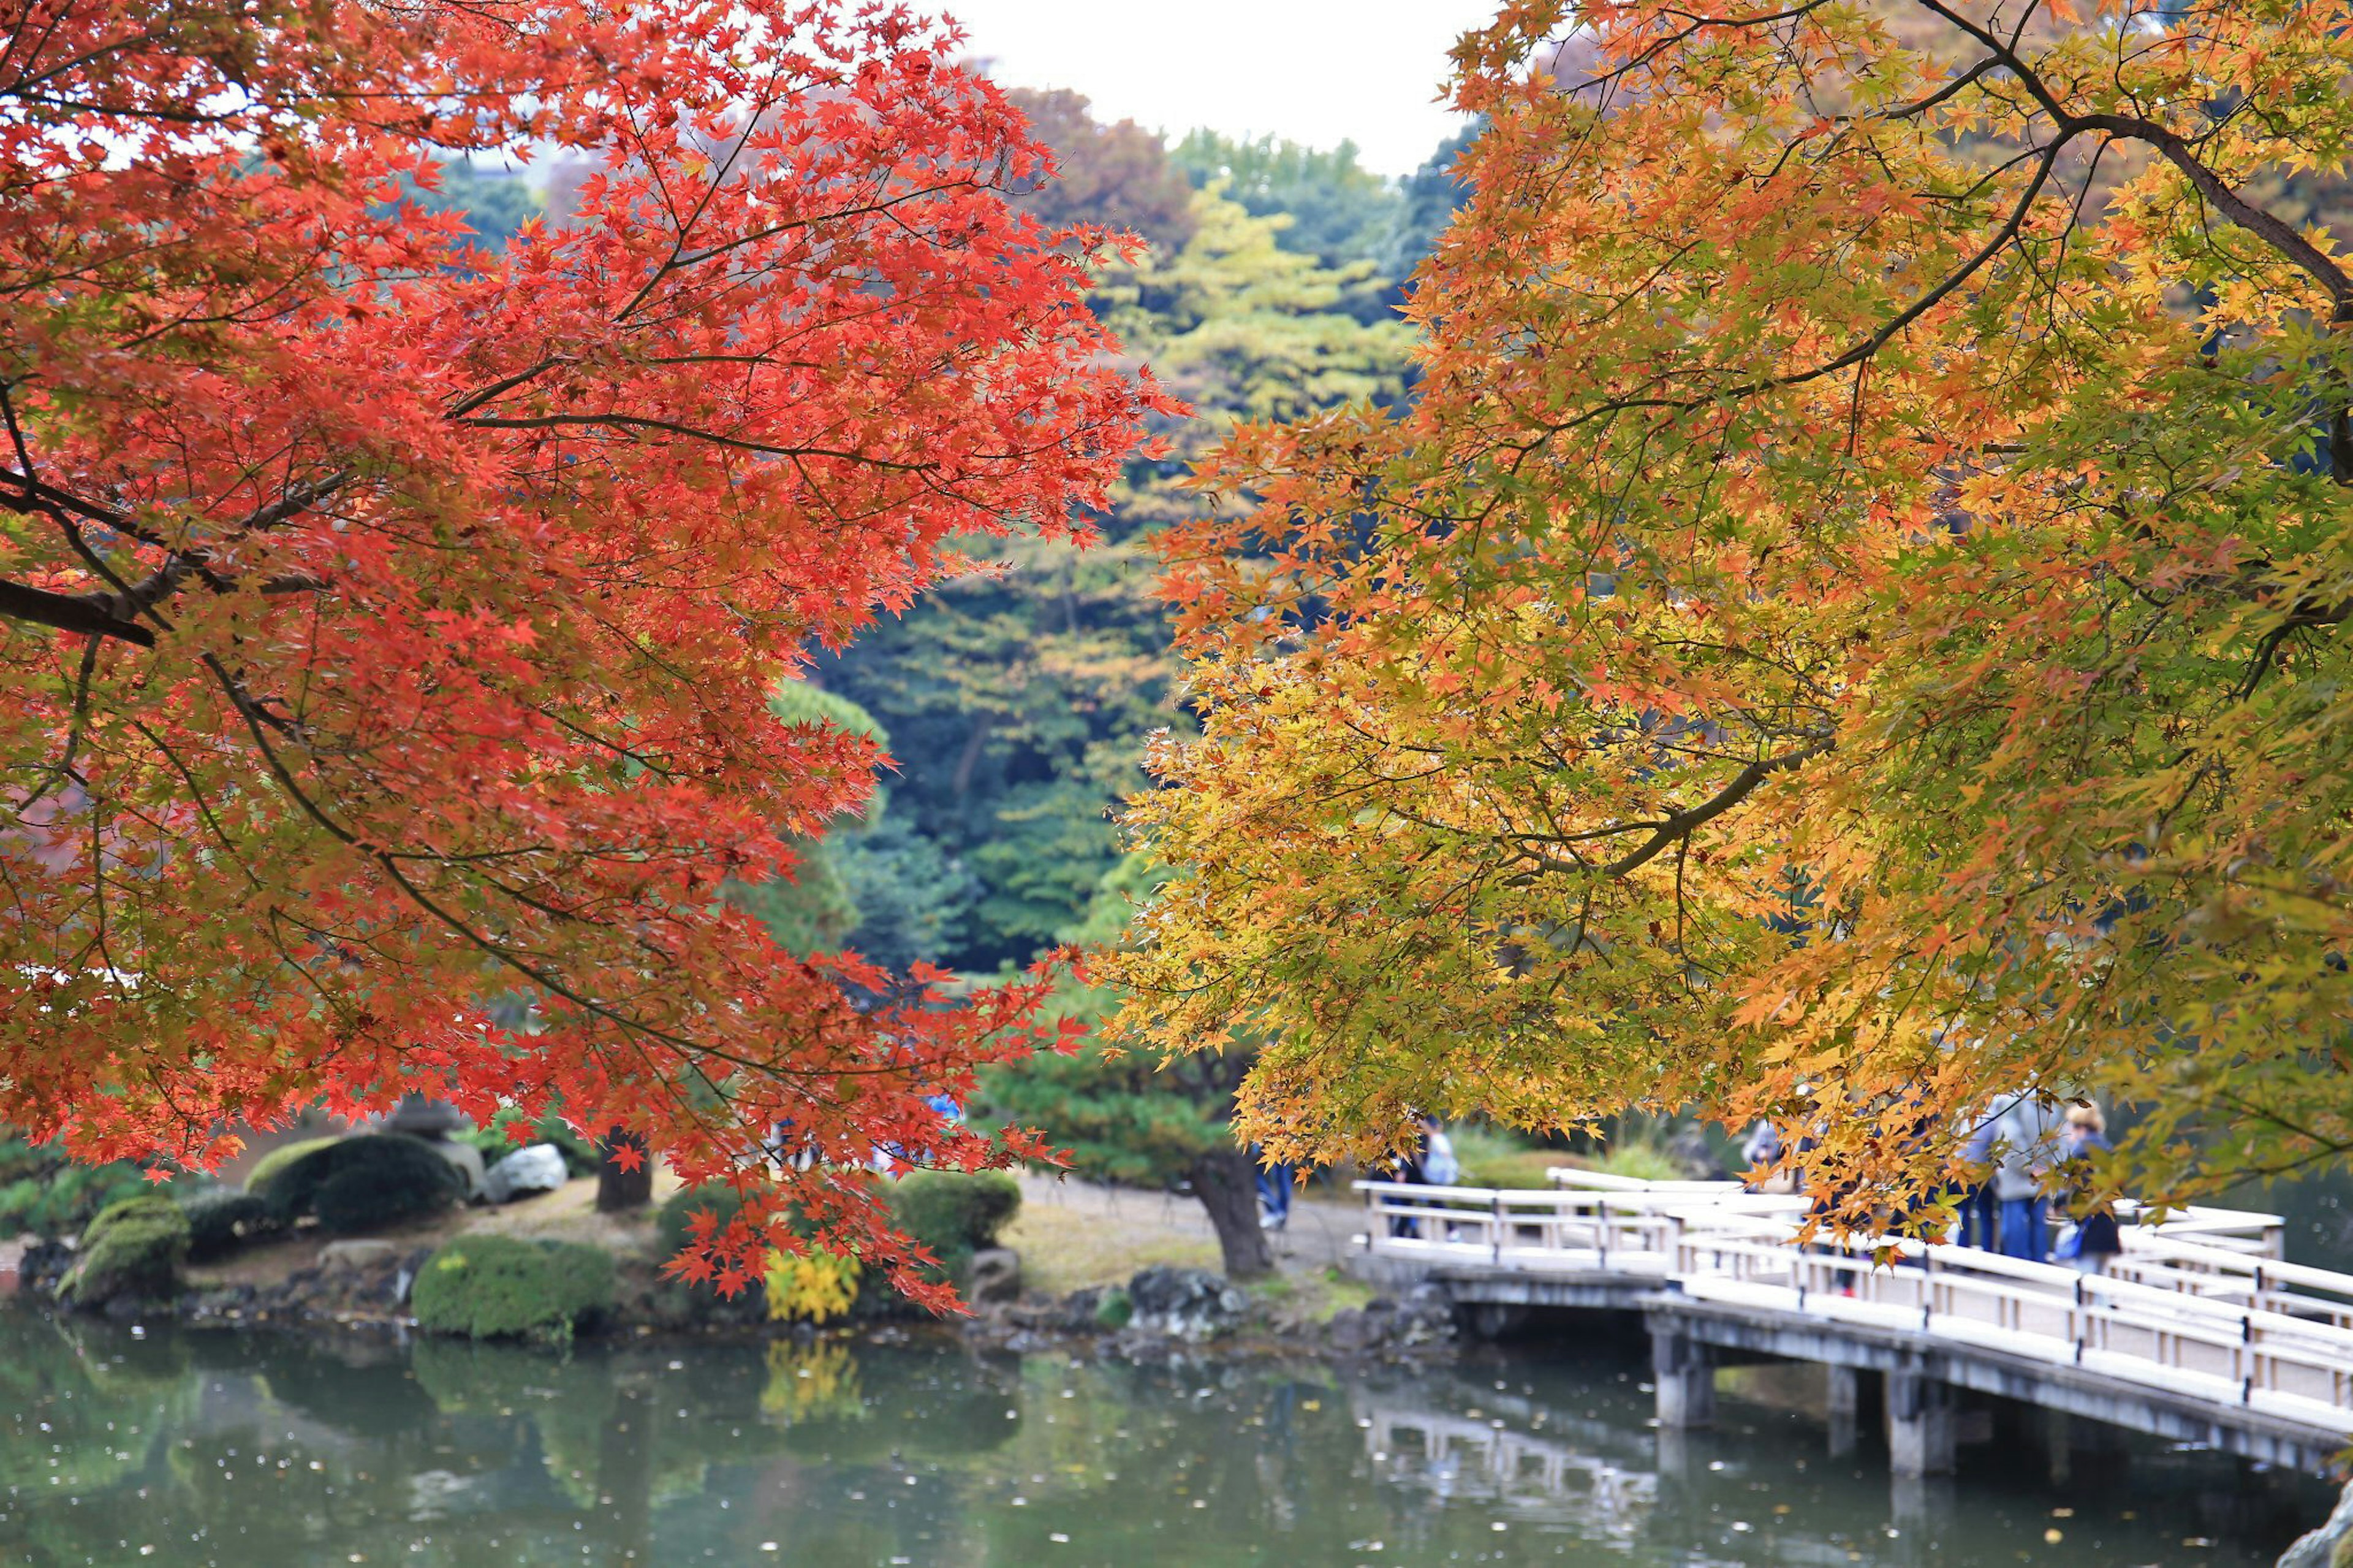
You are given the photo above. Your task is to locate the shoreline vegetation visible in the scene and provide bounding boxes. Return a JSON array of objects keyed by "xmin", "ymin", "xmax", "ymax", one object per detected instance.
[{"xmin": 0, "ymin": 1130, "xmax": 1464, "ymax": 1364}]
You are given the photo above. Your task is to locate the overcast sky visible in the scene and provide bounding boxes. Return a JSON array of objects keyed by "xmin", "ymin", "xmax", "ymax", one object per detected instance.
[{"xmin": 940, "ymin": 1, "xmax": 1502, "ymax": 177}]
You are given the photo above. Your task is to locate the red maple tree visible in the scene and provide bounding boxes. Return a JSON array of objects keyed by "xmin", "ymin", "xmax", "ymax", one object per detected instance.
[{"xmin": 0, "ymin": 0, "xmax": 1164, "ymax": 1300}]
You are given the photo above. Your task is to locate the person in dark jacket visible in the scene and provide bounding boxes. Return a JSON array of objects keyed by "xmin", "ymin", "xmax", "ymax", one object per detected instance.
[
  {"xmin": 1388, "ymin": 1116, "xmax": 1433, "ymax": 1237},
  {"xmin": 2058, "ymin": 1103, "xmax": 2122, "ymax": 1273},
  {"xmin": 1954, "ymin": 1099, "xmax": 2003, "ymax": 1249},
  {"xmin": 1253, "ymin": 1146, "xmax": 1294, "ymax": 1232}
]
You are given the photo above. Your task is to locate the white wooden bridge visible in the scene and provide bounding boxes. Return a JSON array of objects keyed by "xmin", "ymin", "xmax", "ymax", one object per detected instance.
[{"xmin": 1354, "ymin": 1171, "xmax": 2353, "ymax": 1475}]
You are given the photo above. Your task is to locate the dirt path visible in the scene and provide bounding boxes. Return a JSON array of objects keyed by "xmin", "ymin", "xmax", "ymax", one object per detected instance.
[{"xmin": 1004, "ymin": 1170, "xmax": 1364, "ymax": 1296}]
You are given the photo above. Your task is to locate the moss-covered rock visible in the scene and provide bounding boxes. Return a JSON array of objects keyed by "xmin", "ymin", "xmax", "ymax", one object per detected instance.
[
  {"xmin": 240, "ymin": 1135, "xmax": 341, "ymax": 1197},
  {"xmin": 411, "ymin": 1235, "xmax": 613, "ymax": 1341},
  {"xmin": 178, "ymin": 1189, "xmax": 281, "ymax": 1262},
  {"xmin": 59, "ymin": 1194, "xmax": 190, "ymax": 1306}
]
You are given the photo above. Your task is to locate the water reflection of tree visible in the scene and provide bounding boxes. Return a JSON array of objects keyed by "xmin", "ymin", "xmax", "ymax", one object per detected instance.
[
  {"xmin": 0, "ymin": 1314, "xmax": 191, "ymax": 1499},
  {"xmin": 759, "ymin": 1339, "xmax": 862, "ymax": 1425}
]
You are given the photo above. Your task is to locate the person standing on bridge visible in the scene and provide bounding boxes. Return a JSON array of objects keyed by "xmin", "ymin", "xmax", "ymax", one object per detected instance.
[
  {"xmin": 1993, "ymin": 1093, "xmax": 2067, "ymax": 1262},
  {"xmin": 1953, "ymin": 1099, "xmax": 2004, "ymax": 1250},
  {"xmin": 2055, "ymin": 1103, "xmax": 2123, "ymax": 1274}
]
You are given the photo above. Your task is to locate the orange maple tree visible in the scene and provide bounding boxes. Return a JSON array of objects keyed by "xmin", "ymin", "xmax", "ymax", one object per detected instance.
[
  {"xmin": 1106, "ymin": 1, "xmax": 2353, "ymax": 1221},
  {"xmin": 0, "ymin": 0, "xmax": 1164, "ymax": 1299}
]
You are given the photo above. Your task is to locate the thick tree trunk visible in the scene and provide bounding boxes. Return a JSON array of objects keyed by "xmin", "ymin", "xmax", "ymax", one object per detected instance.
[
  {"xmin": 1189, "ymin": 1146, "xmax": 1274, "ymax": 1281},
  {"xmin": 595, "ymin": 1129, "xmax": 653, "ymax": 1213}
]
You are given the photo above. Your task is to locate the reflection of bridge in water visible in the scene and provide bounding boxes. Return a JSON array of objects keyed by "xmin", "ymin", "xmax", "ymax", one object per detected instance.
[
  {"xmin": 1355, "ymin": 1396, "xmax": 1656, "ymax": 1537},
  {"xmin": 1355, "ymin": 1172, "xmax": 2353, "ymax": 1477}
]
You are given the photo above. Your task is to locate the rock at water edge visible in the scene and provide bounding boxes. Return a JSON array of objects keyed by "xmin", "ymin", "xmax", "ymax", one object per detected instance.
[
  {"xmin": 969, "ymin": 1248, "xmax": 1021, "ymax": 1307},
  {"xmin": 319, "ymin": 1239, "xmax": 399, "ymax": 1273},
  {"xmin": 1127, "ymin": 1265, "xmax": 1247, "ymax": 1340},
  {"xmin": 2277, "ymin": 1479, "xmax": 2353, "ymax": 1568}
]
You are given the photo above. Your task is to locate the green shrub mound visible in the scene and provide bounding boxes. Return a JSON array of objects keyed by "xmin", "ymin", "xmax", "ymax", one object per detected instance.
[
  {"xmin": 241, "ymin": 1137, "xmax": 340, "ymax": 1197},
  {"xmin": 59, "ymin": 1194, "xmax": 190, "ymax": 1305},
  {"xmin": 259, "ymin": 1134, "xmax": 461, "ymax": 1233},
  {"xmin": 889, "ymin": 1170, "xmax": 1020, "ymax": 1282},
  {"xmin": 179, "ymin": 1189, "xmax": 281, "ymax": 1262},
  {"xmin": 412, "ymin": 1235, "xmax": 614, "ymax": 1341}
]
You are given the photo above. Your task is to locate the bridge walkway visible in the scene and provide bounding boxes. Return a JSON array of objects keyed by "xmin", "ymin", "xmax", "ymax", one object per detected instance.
[{"xmin": 1352, "ymin": 1172, "xmax": 2353, "ymax": 1474}]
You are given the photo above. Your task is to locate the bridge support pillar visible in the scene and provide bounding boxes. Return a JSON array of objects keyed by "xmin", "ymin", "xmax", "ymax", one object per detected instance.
[
  {"xmin": 1651, "ymin": 1327, "xmax": 1715, "ymax": 1429},
  {"xmin": 2040, "ymin": 1407, "xmax": 2072, "ymax": 1485},
  {"xmin": 1884, "ymin": 1370, "xmax": 1955, "ymax": 1477},
  {"xmin": 1825, "ymin": 1365, "xmax": 1860, "ymax": 1458}
]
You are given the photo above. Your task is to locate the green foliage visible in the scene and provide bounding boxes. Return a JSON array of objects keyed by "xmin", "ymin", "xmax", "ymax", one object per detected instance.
[
  {"xmin": 258, "ymin": 1134, "xmax": 461, "ymax": 1232},
  {"xmin": 822, "ymin": 190, "xmax": 1414, "ymax": 970},
  {"xmin": 458, "ymin": 1108, "xmax": 601, "ymax": 1178},
  {"xmin": 178, "ymin": 1189, "xmax": 280, "ymax": 1262},
  {"xmin": 1451, "ymin": 1123, "xmax": 1559, "ymax": 1191},
  {"xmin": 728, "ymin": 683, "xmax": 915, "ymax": 959},
  {"xmin": 0, "ymin": 1134, "xmax": 149, "ymax": 1239},
  {"xmin": 1593, "ymin": 1138, "xmax": 1686, "ymax": 1184},
  {"xmin": 1092, "ymin": 1286, "xmax": 1132, "ymax": 1329},
  {"xmin": 827, "ymin": 814, "xmax": 979, "ymax": 970},
  {"xmin": 1170, "ymin": 131, "xmax": 1403, "ymax": 286},
  {"xmin": 411, "ymin": 1235, "xmax": 613, "ymax": 1341},
  {"xmin": 1102, "ymin": 191, "xmax": 1419, "ymax": 464},
  {"xmin": 58, "ymin": 1194, "xmax": 189, "ymax": 1304},
  {"xmin": 977, "ymin": 854, "xmax": 1246, "ymax": 1189},
  {"xmin": 241, "ymin": 1136, "xmax": 341, "ymax": 1197},
  {"xmin": 1387, "ymin": 122, "xmax": 1479, "ymax": 285},
  {"xmin": 887, "ymin": 1170, "xmax": 1020, "ymax": 1279},
  {"xmin": 657, "ymin": 1181, "xmax": 749, "ymax": 1261}
]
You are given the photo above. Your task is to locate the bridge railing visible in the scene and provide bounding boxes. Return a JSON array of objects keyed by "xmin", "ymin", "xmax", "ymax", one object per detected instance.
[
  {"xmin": 2110, "ymin": 1200, "xmax": 2286, "ymax": 1257},
  {"xmin": 1353, "ymin": 1180, "xmax": 1684, "ymax": 1274},
  {"xmin": 2108, "ymin": 1232, "xmax": 2353, "ymax": 1331},
  {"xmin": 1662, "ymin": 1209, "xmax": 2353, "ymax": 1433},
  {"xmin": 1356, "ymin": 1173, "xmax": 2353, "ymax": 1435}
]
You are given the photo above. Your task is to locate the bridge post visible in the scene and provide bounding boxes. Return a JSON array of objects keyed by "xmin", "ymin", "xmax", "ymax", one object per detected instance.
[
  {"xmin": 1650, "ymin": 1325, "xmax": 1716, "ymax": 1429},
  {"xmin": 1825, "ymin": 1364, "xmax": 1860, "ymax": 1458},
  {"xmin": 1884, "ymin": 1369, "xmax": 1955, "ymax": 1477}
]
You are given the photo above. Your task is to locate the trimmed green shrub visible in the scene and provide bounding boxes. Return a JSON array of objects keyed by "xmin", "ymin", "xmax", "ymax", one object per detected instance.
[
  {"xmin": 260, "ymin": 1134, "xmax": 461, "ymax": 1233},
  {"xmin": 241, "ymin": 1136, "xmax": 340, "ymax": 1197},
  {"xmin": 888, "ymin": 1170, "xmax": 1020, "ymax": 1279},
  {"xmin": 411, "ymin": 1235, "xmax": 613, "ymax": 1341},
  {"xmin": 59, "ymin": 1194, "xmax": 189, "ymax": 1305},
  {"xmin": 178, "ymin": 1189, "xmax": 280, "ymax": 1262},
  {"xmin": 459, "ymin": 1108, "xmax": 602, "ymax": 1178}
]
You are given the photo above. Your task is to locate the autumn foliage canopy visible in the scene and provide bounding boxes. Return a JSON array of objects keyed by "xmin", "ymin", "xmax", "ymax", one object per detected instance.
[
  {"xmin": 0, "ymin": 0, "xmax": 1161, "ymax": 1298},
  {"xmin": 1107, "ymin": 1, "xmax": 2353, "ymax": 1218}
]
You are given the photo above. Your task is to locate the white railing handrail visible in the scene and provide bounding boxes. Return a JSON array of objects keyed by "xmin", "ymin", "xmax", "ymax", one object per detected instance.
[
  {"xmin": 1355, "ymin": 1172, "xmax": 2353, "ymax": 1440},
  {"xmin": 1547, "ymin": 1168, "xmax": 1746, "ymax": 1194}
]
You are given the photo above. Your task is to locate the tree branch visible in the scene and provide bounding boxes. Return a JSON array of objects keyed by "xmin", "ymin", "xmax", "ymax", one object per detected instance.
[
  {"xmin": 0, "ymin": 578, "xmax": 154, "ymax": 645},
  {"xmin": 1601, "ymin": 734, "xmax": 1835, "ymax": 876}
]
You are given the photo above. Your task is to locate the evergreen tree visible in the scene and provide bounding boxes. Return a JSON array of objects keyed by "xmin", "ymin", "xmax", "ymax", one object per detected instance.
[{"xmin": 821, "ymin": 189, "xmax": 1414, "ymax": 969}]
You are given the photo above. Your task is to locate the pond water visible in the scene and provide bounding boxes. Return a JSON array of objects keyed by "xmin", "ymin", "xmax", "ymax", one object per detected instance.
[{"xmin": 0, "ymin": 1309, "xmax": 2332, "ymax": 1567}]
